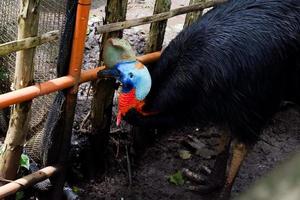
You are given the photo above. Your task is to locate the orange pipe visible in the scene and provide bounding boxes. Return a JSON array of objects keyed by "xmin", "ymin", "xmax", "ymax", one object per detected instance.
[
  {"xmin": 79, "ymin": 66, "xmax": 106, "ymax": 83},
  {"xmin": 137, "ymin": 51, "xmax": 161, "ymax": 64},
  {"xmin": 0, "ymin": 52, "xmax": 161, "ymax": 109},
  {"xmin": 0, "ymin": 66, "xmax": 103, "ymax": 109},
  {"xmin": 78, "ymin": 0, "xmax": 91, "ymax": 5},
  {"xmin": 0, "ymin": 76, "xmax": 75, "ymax": 108},
  {"xmin": 68, "ymin": 0, "xmax": 91, "ymax": 93},
  {"xmin": 48, "ymin": 1, "xmax": 92, "ymax": 198}
]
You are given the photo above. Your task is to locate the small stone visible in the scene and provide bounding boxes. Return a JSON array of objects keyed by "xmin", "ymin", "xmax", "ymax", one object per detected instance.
[{"xmin": 178, "ymin": 149, "xmax": 192, "ymax": 160}]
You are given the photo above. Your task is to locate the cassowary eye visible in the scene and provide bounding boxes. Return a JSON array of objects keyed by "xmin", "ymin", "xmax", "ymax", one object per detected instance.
[{"xmin": 129, "ymin": 72, "xmax": 134, "ymax": 78}]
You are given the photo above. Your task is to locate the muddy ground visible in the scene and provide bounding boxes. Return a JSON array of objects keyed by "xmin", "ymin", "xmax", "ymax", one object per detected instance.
[{"xmin": 68, "ymin": 1, "xmax": 300, "ymax": 200}]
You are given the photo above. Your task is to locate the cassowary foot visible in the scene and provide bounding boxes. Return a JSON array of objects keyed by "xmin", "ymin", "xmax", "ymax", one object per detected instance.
[
  {"xmin": 182, "ymin": 166, "xmax": 224, "ymax": 194},
  {"xmin": 182, "ymin": 133, "xmax": 231, "ymax": 197},
  {"xmin": 183, "ymin": 135, "xmax": 248, "ymax": 200},
  {"xmin": 182, "ymin": 167, "xmax": 234, "ymax": 200}
]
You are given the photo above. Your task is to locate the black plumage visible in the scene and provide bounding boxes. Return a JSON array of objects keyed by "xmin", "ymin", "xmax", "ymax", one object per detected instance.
[{"xmin": 125, "ymin": 0, "xmax": 300, "ymax": 144}]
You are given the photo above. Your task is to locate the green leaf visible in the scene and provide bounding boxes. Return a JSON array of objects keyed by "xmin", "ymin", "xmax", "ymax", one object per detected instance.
[
  {"xmin": 169, "ymin": 171, "xmax": 184, "ymax": 186},
  {"xmin": 72, "ymin": 186, "xmax": 80, "ymax": 194},
  {"xmin": 20, "ymin": 154, "xmax": 30, "ymax": 170},
  {"xmin": 15, "ymin": 191, "xmax": 24, "ymax": 200}
]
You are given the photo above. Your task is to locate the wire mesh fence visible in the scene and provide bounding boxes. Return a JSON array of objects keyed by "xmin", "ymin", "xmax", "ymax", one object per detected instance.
[{"xmin": 0, "ymin": 0, "xmax": 69, "ymax": 162}]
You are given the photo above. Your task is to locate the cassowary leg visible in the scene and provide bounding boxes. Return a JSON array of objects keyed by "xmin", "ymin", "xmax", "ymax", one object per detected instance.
[
  {"xmin": 219, "ymin": 140, "xmax": 248, "ymax": 200},
  {"xmin": 185, "ymin": 132, "xmax": 231, "ymax": 194},
  {"xmin": 204, "ymin": 132, "xmax": 232, "ymax": 189}
]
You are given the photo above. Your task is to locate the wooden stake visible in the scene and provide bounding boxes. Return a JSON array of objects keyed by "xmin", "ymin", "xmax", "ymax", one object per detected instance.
[
  {"xmin": 145, "ymin": 0, "xmax": 171, "ymax": 53},
  {"xmin": 184, "ymin": 0, "xmax": 205, "ymax": 28},
  {"xmin": 90, "ymin": 0, "xmax": 128, "ymax": 174},
  {"xmin": 0, "ymin": 0, "xmax": 40, "ymax": 182}
]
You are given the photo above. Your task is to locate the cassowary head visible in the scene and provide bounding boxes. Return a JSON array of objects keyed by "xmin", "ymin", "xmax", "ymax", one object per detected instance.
[
  {"xmin": 101, "ymin": 61, "xmax": 152, "ymax": 125},
  {"xmin": 101, "ymin": 60, "xmax": 152, "ymax": 101},
  {"xmin": 99, "ymin": 38, "xmax": 152, "ymax": 125}
]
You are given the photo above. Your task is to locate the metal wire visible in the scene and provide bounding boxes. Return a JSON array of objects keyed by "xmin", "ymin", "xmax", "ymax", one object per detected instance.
[{"xmin": 0, "ymin": 0, "xmax": 69, "ymax": 162}]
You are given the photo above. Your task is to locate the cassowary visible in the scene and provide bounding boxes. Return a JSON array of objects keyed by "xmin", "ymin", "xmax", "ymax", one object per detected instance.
[{"xmin": 101, "ymin": 0, "xmax": 300, "ymax": 199}]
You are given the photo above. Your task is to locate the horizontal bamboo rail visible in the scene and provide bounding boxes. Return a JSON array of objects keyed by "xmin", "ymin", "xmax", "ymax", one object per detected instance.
[
  {"xmin": 98, "ymin": 0, "xmax": 226, "ymax": 33},
  {"xmin": 0, "ymin": 30, "xmax": 59, "ymax": 56},
  {"xmin": 0, "ymin": 166, "xmax": 60, "ymax": 199},
  {"xmin": 0, "ymin": 51, "xmax": 161, "ymax": 109}
]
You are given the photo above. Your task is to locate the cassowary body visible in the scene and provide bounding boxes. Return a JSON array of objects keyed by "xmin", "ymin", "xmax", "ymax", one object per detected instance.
[
  {"xmin": 102, "ymin": 0, "xmax": 300, "ymax": 199},
  {"xmin": 135, "ymin": 0, "xmax": 300, "ymax": 144}
]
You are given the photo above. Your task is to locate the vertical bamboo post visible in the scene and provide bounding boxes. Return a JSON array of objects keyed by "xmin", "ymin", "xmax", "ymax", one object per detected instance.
[
  {"xmin": 145, "ymin": 0, "xmax": 171, "ymax": 53},
  {"xmin": 184, "ymin": 0, "xmax": 205, "ymax": 28},
  {"xmin": 0, "ymin": 0, "xmax": 40, "ymax": 182},
  {"xmin": 90, "ymin": 0, "xmax": 128, "ymax": 175}
]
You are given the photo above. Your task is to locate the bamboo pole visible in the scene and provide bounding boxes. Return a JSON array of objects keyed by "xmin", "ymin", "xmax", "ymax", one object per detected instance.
[
  {"xmin": 0, "ymin": 30, "xmax": 59, "ymax": 56},
  {"xmin": 90, "ymin": 0, "xmax": 128, "ymax": 175},
  {"xmin": 0, "ymin": 166, "xmax": 59, "ymax": 199},
  {"xmin": 145, "ymin": 0, "xmax": 171, "ymax": 53},
  {"xmin": 0, "ymin": 0, "xmax": 40, "ymax": 183},
  {"xmin": 184, "ymin": 0, "xmax": 205, "ymax": 28},
  {"xmin": 98, "ymin": 0, "xmax": 226, "ymax": 34}
]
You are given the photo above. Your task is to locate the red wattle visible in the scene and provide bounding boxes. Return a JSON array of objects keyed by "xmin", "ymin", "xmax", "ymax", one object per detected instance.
[{"xmin": 117, "ymin": 89, "xmax": 144, "ymax": 125}]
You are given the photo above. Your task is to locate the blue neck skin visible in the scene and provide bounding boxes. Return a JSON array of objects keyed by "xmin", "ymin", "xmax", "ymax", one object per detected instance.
[{"xmin": 115, "ymin": 61, "xmax": 152, "ymax": 101}]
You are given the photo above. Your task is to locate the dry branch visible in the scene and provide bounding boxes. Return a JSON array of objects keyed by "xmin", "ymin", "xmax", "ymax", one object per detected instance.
[
  {"xmin": 0, "ymin": 166, "xmax": 59, "ymax": 199},
  {"xmin": 0, "ymin": 30, "xmax": 59, "ymax": 56},
  {"xmin": 98, "ymin": 0, "xmax": 227, "ymax": 33}
]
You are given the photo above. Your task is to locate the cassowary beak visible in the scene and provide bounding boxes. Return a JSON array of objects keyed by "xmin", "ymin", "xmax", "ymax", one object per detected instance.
[{"xmin": 97, "ymin": 67, "xmax": 121, "ymax": 79}]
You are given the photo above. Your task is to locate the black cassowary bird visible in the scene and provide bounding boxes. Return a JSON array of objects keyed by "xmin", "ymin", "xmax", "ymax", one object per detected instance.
[{"xmin": 101, "ymin": 0, "xmax": 300, "ymax": 199}]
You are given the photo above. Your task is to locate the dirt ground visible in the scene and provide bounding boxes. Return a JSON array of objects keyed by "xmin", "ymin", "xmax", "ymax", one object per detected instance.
[
  {"xmin": 73, "ymin": 103, "xmax": 300, "ymax": 200},
  {"xmin": 70, "ymin": 1, "xmax": 300, "ymax": 200}
]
